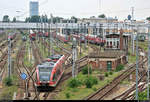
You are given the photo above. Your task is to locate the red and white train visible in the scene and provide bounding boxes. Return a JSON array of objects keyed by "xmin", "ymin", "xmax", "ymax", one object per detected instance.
[
  {"xmin": 72, "ymin": 34, "xmax": 106, "ymax": 46},
  {"xmin": 35, "ymin": 54, "xmax": 65, "ymax": 91}
]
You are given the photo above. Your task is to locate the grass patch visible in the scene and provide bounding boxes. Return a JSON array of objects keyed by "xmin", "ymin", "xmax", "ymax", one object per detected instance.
[
  {"xmin": 56, "ymin": 70, "xmax": 121, "ymax": 100},
  {"xmin": 0, "ymin": 86, "xmax": 17, "ymax": 100},
  {"xmin": 115, "ymin": 64, "xmax": 124, "ymax": 72},
  {"xmin": 0, "ymin": 75, "xmax": 18, "ymax": 100},
  {"xmin": 120, "ymin": 80, "xmax": 130, "ymax": 85},
  {"xmin": 24, "ymin": 41, "xmax": 33, "ymax": 68}
]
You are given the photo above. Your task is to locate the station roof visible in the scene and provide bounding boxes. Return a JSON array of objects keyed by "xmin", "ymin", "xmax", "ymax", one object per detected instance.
[{"xmin": 106, "ymin": 33, "xmax": 128, "ymax": 38}]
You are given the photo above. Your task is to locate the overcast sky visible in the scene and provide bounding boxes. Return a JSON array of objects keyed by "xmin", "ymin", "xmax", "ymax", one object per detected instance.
[{"xmin": 0, "ymin": 0, "xmax": 150, "ymax": 21}]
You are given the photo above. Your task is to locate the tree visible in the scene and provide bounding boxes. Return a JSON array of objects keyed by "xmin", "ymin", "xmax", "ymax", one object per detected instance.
[
  {"xmin": 71, "ymin": 16, "xmax": 78, "ymax": 23},
  {"xmin": 12, "ymin": 17, "xmax": 16, "ymax": 22},
  {"xmin": 3, "ymin": 15, "xmax": 10, "ymax": 22},
  {"xmin": 25, "ymin": 16, "xmax": 40, "ymax": 23},
  {"xmin": 30, "ymin": 16, "xmax": 40, "ymax": 22},
  {"xmin": 25, "ymin": 17, "xmax": 30, "ymax": 22},
  {"xmin": 98, "ymin": 14, "xmax": 106, "ymax": 18},
  {"xmin": 146, "ymin": 17, "xmax": 150, "ymax": 21}
]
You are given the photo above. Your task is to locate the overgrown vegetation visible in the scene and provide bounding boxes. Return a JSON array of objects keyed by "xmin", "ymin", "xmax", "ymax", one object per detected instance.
[
  {"xmin": 109, "ymin": 71, "xmax": 113, "ymax": 75},
  {"xmin": 68, "ymin": 75, "xmax": 98, "ymax": 89},
  {"xmin": 65, "ymin": 93, "xmax": 70, "ymax": 99},
  {"xmin": 105, "ymin": 72, "xmax": 109, "ymax": 77},
  {"xmin": 82, "ymin": 65, "xmax": 92, "ymax": 75},
  {"xmin": 68, "ymin": 78, "xmax": 82, "ymax": 88},
  {"xmin": 138, "ymin": 87, "xmax": 150, "ymax": 100},
  {"xmin": 56, "ymin": 70, "xmax": 122, "ymax": 100},
  {"xmin": 115, "ymin": 64, "xmax": 124, "ymax": 72},
  {"xmin": 84, "ymin": 76, "xmax": 98, "ymax": 88},
  {"xmin": 3, "ymin": 75, "xmax": 18, "ymax": 86},
  {"xmin": 0, "ymin": 75, "xmax": 18, "ymax": 100}
]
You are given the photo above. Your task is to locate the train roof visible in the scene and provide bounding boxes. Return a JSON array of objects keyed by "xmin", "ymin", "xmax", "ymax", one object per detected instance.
[
  {"xmin": 37, "ymin": 61, "xmax": 55, "ymax": 68},
  {"xmin": 37, "ymin": 54, "xmax": 64, "ymax": 69},
  {"xmin": 48, "ymin": 54, "xmax": 63, "ymax": 60}
]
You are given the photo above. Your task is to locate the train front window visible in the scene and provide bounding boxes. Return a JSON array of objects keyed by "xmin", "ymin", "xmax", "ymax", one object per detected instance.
[{"xmin": 39, "ymin": 67, "xmax": 52, "ymax": 81}]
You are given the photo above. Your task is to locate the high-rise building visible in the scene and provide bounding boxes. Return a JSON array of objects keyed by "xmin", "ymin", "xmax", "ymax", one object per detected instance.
[{"xmin": 30, "ymin": 1, "xmax": 39, "ymax": 17}]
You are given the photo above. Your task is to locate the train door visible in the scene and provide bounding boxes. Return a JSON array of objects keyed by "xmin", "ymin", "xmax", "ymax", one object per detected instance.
[{"xmin": 107, "ymin": 61, "xmax": 112, "ymax": 71}]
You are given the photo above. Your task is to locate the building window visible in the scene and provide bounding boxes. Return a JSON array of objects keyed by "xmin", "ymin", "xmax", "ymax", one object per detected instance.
[
  {"xmin": 117, "ymin": 41, "xmax": 119, "ymax": 48},
  {"xmin": 107, "ymin": 41, "xmax": 109, "ymax": 47}
]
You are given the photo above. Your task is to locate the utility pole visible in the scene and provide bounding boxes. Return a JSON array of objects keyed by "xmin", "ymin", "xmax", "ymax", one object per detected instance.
[
  {"xmin": 50, "ymin": 14, "xmax": 54, "ymax": 56},
  {"xmin": 147, "ymin": 26, "xmax": 150, "ymax": 100},
  {"xmin": 84, "ymin": 24, "xmax": 87, "ymax": 49},
  {"xmin": 131, "ymin": 7, "xmax": 135, "ymax": 54},
  {"xmin": 135, "ymin": 26, "xmax": 139, "ymax": 100},
  {"xmin": 48, "ymin": 15, "xmax": 51, "ymax": 56},
  {"xmin": 72, "ymin": 38, "xmax": 77, "ymax": 78},
  {"xmin": 87, "ymin": 23, "xmax": 90, "ymax": 77},
  {"xmin": 8, "ymin": 33, "xmax": 11, "ymax": 78}
]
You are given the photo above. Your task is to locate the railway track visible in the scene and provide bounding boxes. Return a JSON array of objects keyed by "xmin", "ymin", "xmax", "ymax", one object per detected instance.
[{"xmin": 16, "ymin": 41, "xmax": 39, "ymax": 100}]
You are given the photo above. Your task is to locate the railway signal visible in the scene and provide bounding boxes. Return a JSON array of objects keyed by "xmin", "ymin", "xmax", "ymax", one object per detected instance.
[
  {"xmin": 21, "ymin": 73, "xmax": 27, "ymax": 80},
  {"xmin": 21, "ymin": 73, "xmax": 29, "ymax": 99}
]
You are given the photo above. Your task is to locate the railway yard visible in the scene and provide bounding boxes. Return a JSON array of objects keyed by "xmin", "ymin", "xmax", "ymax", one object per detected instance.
[{"xmin": 0, "ymin": 27, "xmax": 149, "ymax": 101}]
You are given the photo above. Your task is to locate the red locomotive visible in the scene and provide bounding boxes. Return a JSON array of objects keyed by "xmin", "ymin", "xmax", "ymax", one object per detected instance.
[
  {"xmin": 35, "ymin": 54, "xmax": 65, "ymax": 91},
  {"xmin": 29, "ymin": 30, "xmax": 36, "ymax": 40}
]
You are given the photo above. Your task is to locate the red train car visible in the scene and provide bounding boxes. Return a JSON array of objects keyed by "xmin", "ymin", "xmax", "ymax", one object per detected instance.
[
  {"xmin": 38, "ymin": 32, "xmax": 43, "ymax": 37},
  {"xmin": 72, "ymin": 34, "xmax": 85, "ymax": 43},
  {"xmin": 35, "ymin": 55, "xmax": 65, "ymax": 91},
  {"xmin": 57, "ymin": 33, "xmax": 70, "ymax": 43},
  {"xmin": 44, "ymin": 32, "xmax": 49, "ymax": 37}
]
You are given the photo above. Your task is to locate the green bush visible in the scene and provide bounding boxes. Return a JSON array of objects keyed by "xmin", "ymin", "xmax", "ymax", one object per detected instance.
[
  {"xmin": 92, "ymin": 77, "xmax": 98, "ymax": 85},
  {"xmin": 109, "ymin": 71, "xmax": 113, "ymax": 75},
  {"xmin": 84, "ymin": 78, "xmax": 92, "ymax": 88},
  {"xmin": 115, "ymin": 64, "xmax": 124, "ymax": 72},
  {"xmin": 92, "ymin": 87, "xmax": 97, "ymax": 91},
  {"xmin": 138, "ymin": 85, "xmax": 150, "ymax": 100},
  {"xmin": 4, "ymin": 77, "xmax": 13, "ymax": 86},
  {"xmin": 84, "ymin": 76, "xmax": 98, "ymax": 88},
  {"xmin": 65, "ymin": 92, "xmax": 70, "ymax": 99},
  {"xmin": 105, "ymin": 72, "xmax": 109, "ymax": 77},
  {"xmin": 82, "ymin": 66, "xmax": 92, "ymax": 75},
  {"xmin": 68, "ymin": 78, "xmax": 81, "ymax": 88}
]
